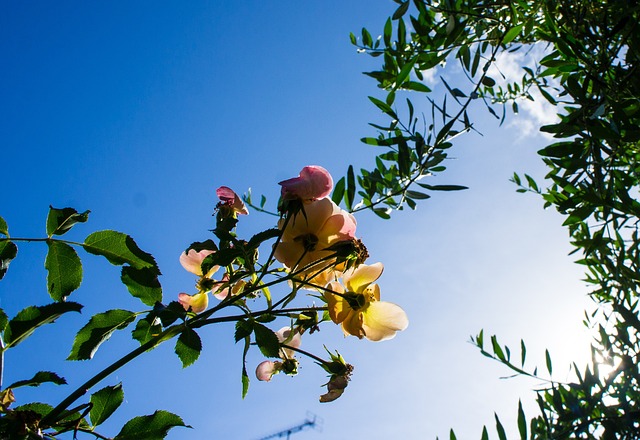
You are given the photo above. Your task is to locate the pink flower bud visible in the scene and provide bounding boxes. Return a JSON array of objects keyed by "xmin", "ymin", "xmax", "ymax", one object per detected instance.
[
  {"xmin": 279, "ymin": 165, "xmax": 333, "ymax": 201},
  {"xmin": 256, "ymin": 360, "xmax": 279, "ymax": 382}
]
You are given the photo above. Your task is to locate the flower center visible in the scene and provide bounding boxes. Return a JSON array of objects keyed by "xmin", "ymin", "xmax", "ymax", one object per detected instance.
[
  {"xmin": 294, "ymin": 233, "xmax": 319, "ymax": 251},
  {"xmin": 344, "ymin": 292, "xmax": 367, "ymax": 311}
]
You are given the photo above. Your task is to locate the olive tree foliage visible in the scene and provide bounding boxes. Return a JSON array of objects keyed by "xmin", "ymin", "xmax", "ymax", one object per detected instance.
[{"xmin": 333, "ymin": 0, "xmax": 640, "ymax": 437}]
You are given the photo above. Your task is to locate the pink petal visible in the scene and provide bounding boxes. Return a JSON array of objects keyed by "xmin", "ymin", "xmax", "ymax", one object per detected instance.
[
  {"xmin": 256, "ymin": 361, "xmax": 278, "ymax": 381},
  {"xmin": 179, "ymin": 249, "xmax": 216, "ymax": 276},
  {"xmin": 279, "ymin": 165, "xmax": 333, "ymax": 201}
]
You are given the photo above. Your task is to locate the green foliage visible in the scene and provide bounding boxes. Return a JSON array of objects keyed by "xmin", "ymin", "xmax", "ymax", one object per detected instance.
[
  {"xmin": 45, "ymin": 240, "xmax": 82, "ymax": 301},
  {"xmin": 68, "ymin": 309, "xmax": 136, "ymax": 361},
  {"xmin": 174, "ymin": 328, "xmax": 202, "ymax": 368},
  {"xmin": 7, "ymin": 371, "xmax": 67, "ymax": 389},
  {"xmin": 0, "ymin": 239, "xmax": 17, "ymax": 281},
  {"xmin": 90, "ymin": 383, "xmax": 124, "ymax": 427},
  {"xmin": 121, "ymin": 266, "xmax": 162, "ymax": 306},
  {"xmin": 4, "ymin": 303, "xmax": 82, "ymax": 349},
  {"xmin": 352, "ymin": 0, "xmax": 640, "ymax": 437},
  {"xmin": 83, "ymin": 230, "xmax": 159, "ymax": 273},
  {"xmin": 114, "ymin": 410, "xmax": 189, "ymax": 439},
  {"xmin": 46, "ymin": 206, "xmax": 90, "ymax": 237}
]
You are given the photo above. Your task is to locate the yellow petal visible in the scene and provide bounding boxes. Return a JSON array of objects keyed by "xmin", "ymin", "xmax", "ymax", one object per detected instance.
[
  {"xmin": 344, "ymin": 262, "xmax": 383, "ymax": 293},
  {"xmin": 361, "ymin": 301, "xmax": 408, "ymax": 341}
]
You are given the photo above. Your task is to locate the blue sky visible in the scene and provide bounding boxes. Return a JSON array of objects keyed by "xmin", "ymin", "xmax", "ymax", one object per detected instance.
[{"xmin": 1, "ymin": 2, "xmax": 595, "ymax": 439}]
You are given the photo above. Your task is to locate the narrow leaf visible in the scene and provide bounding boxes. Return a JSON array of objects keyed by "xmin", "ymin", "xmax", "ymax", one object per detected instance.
[
  {"xmin": 45, "ymin": 241, "xmax": 82, "ymax": 301},
  {"xmin": 90, "ymin": 383, "xmax": 124, "ymax": 427},
  {"xmin": 68, "ymin": 310, "xmax": 136, "ymax": 360},
  {"xmin": 545, "ymin": 349, "xmax": 553, "ymax": 375},
  {"xmin": 517, "ymin": 400, "xmax": 527, "ymax": 439}
]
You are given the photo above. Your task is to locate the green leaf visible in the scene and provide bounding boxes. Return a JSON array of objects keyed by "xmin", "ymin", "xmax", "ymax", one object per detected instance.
[
  {"xmin": 495, "ymin": 413, "xmax": 507, "ymax": 440},
  {"xmin": 4, "ymin": 302, "xmax": 82, "ymax": 349},
  {"xmin": 406, "ymin": 190, "xmax": 431, "ymax": 200},
  {"xmin": 241, "ymin": 336, "xmax": 250, "ymax": 399},
  {"xmin": 45, "ymin": 241, "xmax": 82, "ymax": 301},
  {"xmin": 90, "ymin": 383, "xmax": 124, "ymax": 427},
  {"xmin": 68, "ymin": 309, "xmax": 136, "ymax": 361},
  {"xmin": 121, "ymin": 267, "xmax": 162, "ymax": 306},
  {"xmin": 13, "ymin": 402, "xmax": 54, "ymax": 417},
  {"xmin": 368, "ymin": 96, "xmax": 396, "ymax": 117},
  {"xmin": 132, "ymin": 318, "xmax": 162, "ymax": 346},
  {"xmin": 0, "ymin": 240, "xmax": 17, "ymax": 280},
  {"xmin": 46, "ymin": 207, "xmax": 90, "ymax": 237},
  {"xmin": 417, "ymin": 183, "xmax": 468, "ymax": 191},
  {"xmin": 0, "ymin": 215, "xmax": 8, "ymax": 236},
  {"xmin": 235, "ymin": 320, "xmax": 253, "ymax": 343},
  {"xmin": 247, "ymin": 228, "xmax": 280, "ymax": 249},
  {"xmin": 175, "ymin": 328, "xmax": 202, "ymax": 368},
  {"xmin": 402, "ymin": 81, "xmax": 431, "ymax": 93},
  {"xmin": 392, "ymin": 1, "xmax": 409, "ymax": 20},
  {"xmin": 517, "ymin": 400, "xmax": 527, "ymax": 440},
  {"xmin": 346, "ymin": 165, "xmax": 356, "ymax": 211},
  {"xmin": 114, "ymin": 410, "xmax": 189, "ymax": 440},
  {"xmin": 7, "ymin": 371, "xmax": 67, "ymax": 389},
  {"xmin": 0, "ymin": 308, "xmax": 8, "ymax": 333},
  {"xmin": 481, "ymin": 76, "xmax": 496, "ymax": 87},
  {"xmin": 332, "ymin": 176, "xmax": 346, "ymax": 206},
  {"xmin": 502, "ymin": 24, "xmax": 523, "ymax": 44},
  {"xmin": 253, "ymin": 323, "xmax": 280, "ymax": 358},
  {"xmin": 545, "ymin": 349, "xmax": 553, "ymax": 375},
  {"xmin": 84, "ymin": 230, "xmax": 159, "ymax": 274}
]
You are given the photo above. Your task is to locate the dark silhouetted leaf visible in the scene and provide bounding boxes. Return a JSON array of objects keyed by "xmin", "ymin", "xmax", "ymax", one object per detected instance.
[
  {"xmin": 121, "ymin": 267, "xmax": 162, "ymax": 306},
  {"xmin": 175, "ymin": 328, "xmax": 202, "ymax": 368},
  {"xmin": 114, "ymin": 410, "xmax": 189, "ymax": 439},
  {"xmin": 5, "ymin": 302, "xmax": 82, "ymax": 348},
  {"xmin": 46, "ymin": 207, "xmax": 90, "ymax": 237}
]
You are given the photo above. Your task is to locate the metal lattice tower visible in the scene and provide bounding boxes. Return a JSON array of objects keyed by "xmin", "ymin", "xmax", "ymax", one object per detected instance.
[{"xmin": 258, "ymin": 413, "xmax": 322, "ymax": 440}]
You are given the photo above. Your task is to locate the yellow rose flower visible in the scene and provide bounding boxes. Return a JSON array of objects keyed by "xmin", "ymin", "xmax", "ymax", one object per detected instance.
[
  {"xmin": 274, "ymin": 197, "xmax": 356, "ymax": 288},
  {"xmin": 324, "ymin": 262, "xmax": 408, "ymax": 341}
]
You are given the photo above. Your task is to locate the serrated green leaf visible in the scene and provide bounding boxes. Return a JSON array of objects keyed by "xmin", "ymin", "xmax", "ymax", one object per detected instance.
[
  {"xmin": 5, "ymin": 302, "xmax": 82, "ymax": 349},
  {"xmin": 0, "ymin": 216, "xmax": 8, "ymax": 236},
  {"xmin": 132, "ymin": 317, "xmax": 162, "ymax": 346},
  {"xmin": 46, "ymin": 207, "xmax": 90, "ymax": 237},
  {"xmin": 84, "ymin": 230, "xmax": 159, "ymax": 274},
  {"xmin": 0, "ymin": 240, "xmax": 17, "ymax": 280},
  {"xmin": 253, "ymin": 323, "xmax": 280, "ymax": 358},
  {"xmin": 155, "ymin": 301, "xmax": 187, "ymax": 327},
  {"xmin": 13, "ymin": 402, "xmax": 54, "ymax": 417},
  {"xmin": 121, "ymin": 267, "xmax": 162, "ymax": 306},
  {"xmin": 114, "ymin": 410, "xmax": 189, "ymax": 439},
  {"xmin": 90, "ymin": 383, "xmax": 124, "ymax": 427},
  {"xmin": 175, "ymin": 328, "xmax": 202, "ymax": 368},
  {"xmin": 45, "ymin": 241, "xmax": 82, "ymax": 301},
  {"xmin": 7, "ymin": 371, "xmax": 67, "ymax": 389},
  {"xmin": 68, "ymin": 310, "xmax": 136, "ymax": 361},
  {"xmin": 235, "ymin": 320, "xmax": 253, "ymax": 343}
]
